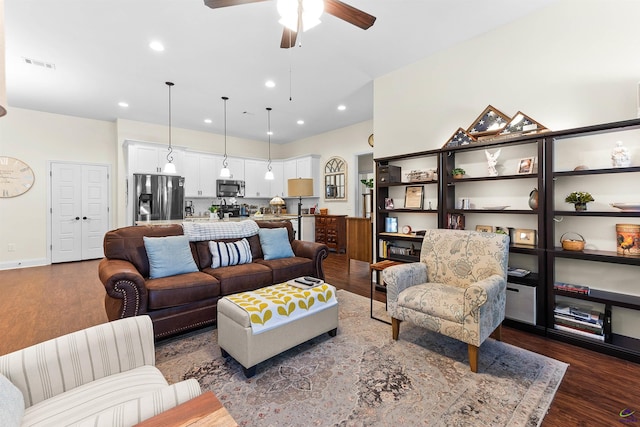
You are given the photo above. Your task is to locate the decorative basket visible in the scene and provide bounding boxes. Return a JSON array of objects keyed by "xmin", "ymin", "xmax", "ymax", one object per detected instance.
[
  {"xmin": 319, "ymin": 208, "xmax": 328, "ymax": 215},
  {"xmin": 560, "ymin": 232, "xmax": 585, "ymax": 251}
]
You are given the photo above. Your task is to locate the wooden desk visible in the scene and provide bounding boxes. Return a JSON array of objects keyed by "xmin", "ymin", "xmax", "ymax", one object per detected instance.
[
  {"xmin": 369, "ymin": 260, "xmax": 403, "ymax": 325},
  {"xmin": 135, "ymin": 391, "xmax": 237, "ymax": 427},
  {"xmin": 346, "ymin": 217, "xmax": 372, "ymax": 272}
]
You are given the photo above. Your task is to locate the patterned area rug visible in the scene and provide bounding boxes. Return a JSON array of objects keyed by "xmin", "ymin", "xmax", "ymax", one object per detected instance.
[{"xmin": 156, "ymin": 290, "xmax": 567, "ymax": 426}]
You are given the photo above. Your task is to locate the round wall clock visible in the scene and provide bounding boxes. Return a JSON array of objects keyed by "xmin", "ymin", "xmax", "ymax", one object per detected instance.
[
  {"xmin": 0, "ymin": 156, "xmax": 35, "ymax": 198},
  {"xmin": 368, "ymin": 134, "xmax": 374, "ymax": 147}
]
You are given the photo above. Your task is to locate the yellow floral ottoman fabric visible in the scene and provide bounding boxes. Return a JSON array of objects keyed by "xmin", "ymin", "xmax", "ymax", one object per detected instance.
[{"xmin": 226, "ymin": 283, "xmax": 337, "ymax": 334}]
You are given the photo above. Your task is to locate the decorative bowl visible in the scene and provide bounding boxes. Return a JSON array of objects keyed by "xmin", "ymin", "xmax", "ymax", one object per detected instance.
[{"xmin": 610, "ymin": 203, "xmax": 640, "ymax": 212}]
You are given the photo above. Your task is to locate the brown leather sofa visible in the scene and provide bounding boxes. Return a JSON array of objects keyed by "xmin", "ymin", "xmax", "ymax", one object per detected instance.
[{"xmin": 98, "ymin": 220, "xmax": 329, "ymax": 339}]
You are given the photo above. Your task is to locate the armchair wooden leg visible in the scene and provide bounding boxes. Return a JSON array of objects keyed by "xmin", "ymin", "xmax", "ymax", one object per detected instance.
[
  {"xmin": 391, "ymin": 317, "xmax": 401, "ymax": 340},
  {"xmin": 468, "ymin": 344, "xmax": 479, "ymax": 373},
  {"xmin": 490, "ymin": 323, "xmax": 502, "ymax": 341}
]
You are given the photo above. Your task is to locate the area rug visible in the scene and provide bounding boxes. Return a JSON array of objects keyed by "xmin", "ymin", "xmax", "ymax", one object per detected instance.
[{"xmin": 156, "ymin": 290, "xmax": 567, "ymax": 426}]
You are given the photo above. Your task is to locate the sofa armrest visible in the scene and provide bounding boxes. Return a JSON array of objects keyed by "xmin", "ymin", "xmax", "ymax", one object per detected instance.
[
  {"xmin": 291, "ymin": 240, "xmax": 329, "ymax": 280},
  {"xmin": 383, "ymin": 262, "xmax": 428, "ymax": 309},
  {"xmin": 72, "ymin": 379, "xmax": 202, "ymax": 427},
  {"xmin": 0, "ymin": 316, "xmax": 155, "ymax": 408},
  {"xmin": 99, "ymin": 258, "xmax": 148, "ymax": 319}
]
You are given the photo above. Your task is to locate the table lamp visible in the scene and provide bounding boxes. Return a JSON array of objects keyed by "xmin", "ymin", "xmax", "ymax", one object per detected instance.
[
  {"xmin": 287, "ymin": 178, "xmax": 314, "ymax": 239},
  {"xmin": 269, "ymin": 196, "xmax": 285, "ymax": 216}
]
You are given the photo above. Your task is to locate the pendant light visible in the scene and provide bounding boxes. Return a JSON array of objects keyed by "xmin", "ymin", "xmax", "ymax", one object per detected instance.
[
  {"xmin": 219, "ymin": 96, "xmax": 231, "ymax": 178},
  {"xmin": 162, "ymin": 82, "xmax": 176, "ymax": 174},
  {"xmin": 265, "ymin": 107, "xmax": 274, "ymax": 180}
]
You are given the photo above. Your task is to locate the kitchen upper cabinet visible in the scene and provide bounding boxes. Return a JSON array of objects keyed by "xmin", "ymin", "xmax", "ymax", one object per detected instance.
[
  {"xmin": 214, "ymin": 156, "xmax": 245, "ymax": 181},
  {"xmin": 283, "ymin": 155, "xmax": 320, "ymax": 197},
  {"xmin": 244, "ymin": 160, "xmax": 284, "ymax": 198},
  {"xmin": 183, "ymin": 152, "xmax": 217, "ymax": 198},
  {"xmin": 126, "ymin": 141, "xmax": 184, "ymax": 174}
]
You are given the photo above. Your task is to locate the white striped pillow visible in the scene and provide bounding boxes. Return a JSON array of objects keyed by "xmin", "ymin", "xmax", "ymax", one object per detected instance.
[{"xmin": 209, "ymin": 238, "xmax": 252, "ymax": 268}]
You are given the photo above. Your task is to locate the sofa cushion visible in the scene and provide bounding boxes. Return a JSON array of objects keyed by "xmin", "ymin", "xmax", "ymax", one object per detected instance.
[
  {"xmin": 256, "ymin": 257, "xmax": 314, "ymax": 283},
  {"xmin": 258, "ymin": 228, "xmax": 295, "ymax": 260},
  {"xmin": 0, "ymin": 374, "xmax": 23, "ymax": 427},
  {"xmin": 203, "ymin": 263, "xmax": 272, "ymax": 296},
  {"xmin": 144, "ymin": 235, "xmax": 199, "ymax": 279},
  {"xmin": 22, "ymin": 365, "xmax": 167, "ymax": 427},
  {"xmin": 146, "ymin": 271, "xmax": 220, "ymax": 310},
  {"xmin": 209, "ymin": 238, "xmax": 252, "ymax": 268}
]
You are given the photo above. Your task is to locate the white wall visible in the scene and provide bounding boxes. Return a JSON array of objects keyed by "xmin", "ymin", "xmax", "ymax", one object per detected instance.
[{"xmin": 374, "ymin": 0, "xmax": 640, "ymax": 157}]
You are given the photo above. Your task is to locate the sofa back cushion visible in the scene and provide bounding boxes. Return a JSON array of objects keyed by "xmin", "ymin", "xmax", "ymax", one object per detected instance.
[{"xmin": 103, "ymin": 224, "xmax": 186, "ymax": 277}]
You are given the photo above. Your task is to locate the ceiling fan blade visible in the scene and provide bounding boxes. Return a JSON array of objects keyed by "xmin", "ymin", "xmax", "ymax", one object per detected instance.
[
  {"xmin": 203, "ymin": 0, "xmax": 268, "ymax": 9},
  {"xmin": 324, "ymin": 0, "xmax": 376, "ymax": 30},
  {"xmin": 280, "ymin": 27, "xmax": 298, "ymax": 49}
]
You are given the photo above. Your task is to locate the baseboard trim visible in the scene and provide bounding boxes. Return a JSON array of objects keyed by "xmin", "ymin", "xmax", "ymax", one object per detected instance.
[{"xmin": 0, "ymin": 258, "xmax": 48, "ymax": 270}]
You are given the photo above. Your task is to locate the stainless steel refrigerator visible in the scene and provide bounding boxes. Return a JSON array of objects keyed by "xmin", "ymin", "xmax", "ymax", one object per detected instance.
[{"xmin": 133, "ymin": 174, "xmax": 185, "ymax": 222}]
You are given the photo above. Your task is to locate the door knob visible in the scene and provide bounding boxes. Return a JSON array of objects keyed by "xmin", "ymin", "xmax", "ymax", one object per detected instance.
[
  {"xmin": 83, "ymin": 216, "xmax": 88, "ymax": 220},
  {"xmin": 75, "ymin": 217, "xmax": 80, "ymax": 220}
]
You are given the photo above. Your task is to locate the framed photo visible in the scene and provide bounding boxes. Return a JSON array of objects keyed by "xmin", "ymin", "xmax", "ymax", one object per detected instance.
[
  {"xmin": 476, "ymin": 225, "xmax": 494, "ymax": 233},
  {"xmin": 385, "ymin": 217, "xmax": 398, "ymax": 233},
  {"xmin": 404, "ymin": 185, "xmax": 424, "ymax": 209},
  {"xmin": 447, "ymin": 213, "xmax": 465, "ymax": 230},
  {"xmin": 384, "ymin": 198, "xmax": 394, "ymax": 210},
  {"xmin": 517, "ymin": 157, "xmax": 536, "ymax": 174},
  {"xmin": 513, "ymin": 228, "xmax": 537, "ymax": 245}
]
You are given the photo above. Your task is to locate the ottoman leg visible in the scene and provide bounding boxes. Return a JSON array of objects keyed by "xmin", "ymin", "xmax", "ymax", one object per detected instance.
[
  {"xmin": 220, "ymin": 348, "xmax": 229, "ymax": 358},
  {"xmin": 328, "ymin": 328, "xmax": 337, "ymax": 337},
  {"xmin": 243, "ymin": 365, "xmax": 257, "ymax": 378}
]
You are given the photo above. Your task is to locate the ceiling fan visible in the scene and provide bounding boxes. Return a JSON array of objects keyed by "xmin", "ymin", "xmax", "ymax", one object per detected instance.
[{"xmin": 203, "ymin": 0, "xmax": 377, "ymax": 48}]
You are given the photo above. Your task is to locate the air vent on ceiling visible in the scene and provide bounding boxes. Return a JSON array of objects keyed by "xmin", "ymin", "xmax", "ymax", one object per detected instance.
[{"xmin": 23, "ymin": 57, "xmax": 56, "ymax": 70}]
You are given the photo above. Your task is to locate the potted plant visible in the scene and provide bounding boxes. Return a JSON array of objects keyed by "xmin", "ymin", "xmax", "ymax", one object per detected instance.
[
  {"xmin": 208, "ymin": 205, "xmax": 219, "ymax": 219},
  {"xmin": 360, "ymin": 178, "xmax": 374, "ymax": 189},
  {"xmin": 565, "ymin": 191, "xmax": 594, "ymax": 211},
  {"xmin": 452, "ymin": 167, "xmax": 466, "ymax": 179}
]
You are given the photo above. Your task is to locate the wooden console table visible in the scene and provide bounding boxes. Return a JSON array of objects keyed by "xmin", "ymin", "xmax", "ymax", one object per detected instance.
[{"xmin": 134, "ymin": 391, "xmax": 237, "ymax": 427}]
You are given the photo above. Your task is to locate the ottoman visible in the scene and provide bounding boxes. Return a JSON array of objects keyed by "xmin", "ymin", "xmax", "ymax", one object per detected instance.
[{"xmin": 217, "ymin": 282, "xmax": 339, "ymax": 378}]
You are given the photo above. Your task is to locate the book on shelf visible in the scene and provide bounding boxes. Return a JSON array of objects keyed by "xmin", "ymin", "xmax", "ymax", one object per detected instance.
[
  {"xmin": 554, "ymin": 323, "xmax": 605, "ymax": 341},
  {"xmin": 554, "ymin": 303, "xmax": 603, "ymax": 325},
  {"xmin": 554, "ymin": 282, "xmax": 590, "ymax": 295},
  {"xmin": 554, "ymin": 314, "xmax": 604, "ymax": 333},
  {"xmin": 508, "ymin": 267, "xmax": 531, "ymax": 277}
]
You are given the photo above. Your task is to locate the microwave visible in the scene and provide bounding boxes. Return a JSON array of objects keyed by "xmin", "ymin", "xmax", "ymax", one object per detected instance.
[{"xmin": 217, "ymin": 179, "xmax": 245, "ymax": 197}]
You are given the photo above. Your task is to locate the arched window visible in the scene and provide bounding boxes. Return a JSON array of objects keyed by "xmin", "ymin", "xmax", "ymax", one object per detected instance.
[{"xmin": 324, "ymin": 156, "xmax": 347, "ymax": 201}]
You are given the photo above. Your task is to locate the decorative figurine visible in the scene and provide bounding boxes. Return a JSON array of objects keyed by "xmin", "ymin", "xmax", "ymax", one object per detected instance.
[
  {"xmin": 485, "ymin": 149, "xmax": 501, "ymax": 177},
  {"xmin": 611, "ymin": 141, "xmax": 631, "ymax": 167}
]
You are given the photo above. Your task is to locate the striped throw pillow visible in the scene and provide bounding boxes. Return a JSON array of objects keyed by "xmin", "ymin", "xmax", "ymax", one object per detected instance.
[{"xmin": 209, "ymin": 238, "xmax": 252, "ymax": 268}]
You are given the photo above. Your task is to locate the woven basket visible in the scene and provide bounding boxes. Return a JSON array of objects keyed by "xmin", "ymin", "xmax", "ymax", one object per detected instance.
[{"xmin": 560, "ymin": 232, "xmax": 585, "ymax": 251}]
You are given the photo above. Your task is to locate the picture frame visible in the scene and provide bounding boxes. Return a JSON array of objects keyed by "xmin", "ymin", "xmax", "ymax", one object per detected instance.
[
  {"xmin": 384, "ymin": 197, "xmax": 394, "ymax": 210},
  {"xmin": 385, "ymin": 217, "xmax": 398, "ymax": 233},
  {"xmin": 513, "ymin": 228, "xmax": 537, "ymax": 245},
  {"xmin": 404, "ymin": 185, "xmax": 424, "ymax": 209},
  {"xmin": 447, "ymin": 213, "xmax": 465, "ymax": 230},
  {"xmin": 476, "ymin": 225, "xmax": 494, "ymax": 233},
  {"xmin": 517, "ymin": 157, "xmax": 536, "ymax": 174}
]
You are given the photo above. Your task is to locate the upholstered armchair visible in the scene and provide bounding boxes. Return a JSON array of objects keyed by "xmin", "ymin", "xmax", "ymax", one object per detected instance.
[{"xmin": 383, "ymin": 229, "xmax": 509, "ymax": 372}]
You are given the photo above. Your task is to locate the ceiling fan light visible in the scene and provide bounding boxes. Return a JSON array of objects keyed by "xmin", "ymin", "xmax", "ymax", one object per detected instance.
[{"xmin": 277, "ymin": 0, "xmax": 323, "ymax": 32}]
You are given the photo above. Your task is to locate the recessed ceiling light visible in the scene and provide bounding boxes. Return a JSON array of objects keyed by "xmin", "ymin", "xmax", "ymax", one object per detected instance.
[
  {"xmin": 204, "ymin": 119, "xmax": 212, "ymax": 124},
  {"xmin": 149, "ymin": 41, "xmax": 165, "ymax": 52},
  {"xmin": 267, "ymin": 131, "xmax": 273, "ymax": 135},
  {"xmin": 337, "ymin": 105, "xmax": 346, "ymax": 111},
  {"xmin": 265, "ymin": 80, "xmax": 276, "ymax": 88},
  {"xmin": 297, "ymin": 120, "xmax": 305, "ymax": 125},
  {"xmin": 118, "ymin": 102, "xmax": 129, "ymax": 108}
]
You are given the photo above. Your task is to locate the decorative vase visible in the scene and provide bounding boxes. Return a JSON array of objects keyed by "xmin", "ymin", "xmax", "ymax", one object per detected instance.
[
  {"xmin": 574, "ymin": 202, "xmax": 587, "ymax": 211},
  {"xmin": 453, "ymin": 174, "xmax": 464, "ymax": 179},
  {"xmin": 528, "ymin": 188, "xmax": 538, "ymax": 210}
]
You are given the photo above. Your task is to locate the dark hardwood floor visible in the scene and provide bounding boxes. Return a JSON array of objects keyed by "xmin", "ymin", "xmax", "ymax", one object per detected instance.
[{"xmin": 1, "ymin": 253, "xmax": 638, "ymax": 426}]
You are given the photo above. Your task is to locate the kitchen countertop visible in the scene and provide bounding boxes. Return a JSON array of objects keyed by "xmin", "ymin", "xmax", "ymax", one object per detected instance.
[{"xmin": 135, "ymin": 214, "xmax": 316, "ymax": 226}]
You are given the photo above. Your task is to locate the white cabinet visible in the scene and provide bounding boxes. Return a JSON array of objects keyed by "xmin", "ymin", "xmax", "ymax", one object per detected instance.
[
  {"xmin": 289, "ymin": 216, "xmax": 315, "ymax": 242},
  {"xmin": 244, "ymin": 159, "xmax": 271, "ymax": 198},
  {"xmin": 126, "ymin": 142, "xmax": 184, "ymax": 174},
  {"xmin": 270, "ymin": 161, "xmax": 284, "ymax": 197},
  {"xmin": 214, "ymin": 156, "xmax": 245, "ymax": 181},
  {"xmin": 283, "ymin": 155, "xmax": 320, "ymax": 197},
  {"xmin": 183, "ymin": 152, "xmax": 217, "ymax": 198}
]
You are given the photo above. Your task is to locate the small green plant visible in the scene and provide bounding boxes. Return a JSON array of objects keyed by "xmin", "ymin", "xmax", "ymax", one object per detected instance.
[
  {"xmin": 208, "ymin": 205, "xmax": 218, "ymax": 213},
  {"xmin": 360, "ymin": 178, "xmax": 374, "ymax": 188},
  {"xmin": 452, "ymin": 167, "xmax": 466, "ymax": 176},
  {"xmin": 565, "ymin": 191, "xmax": 594, "ymax": 204}
]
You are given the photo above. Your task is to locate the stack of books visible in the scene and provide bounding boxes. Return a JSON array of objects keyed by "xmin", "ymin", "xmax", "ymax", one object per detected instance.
[
  {"xmin": 554, "ymin": 281, "xmax": 590, "ymax": 295},
  {"xmin": 554, "ymin": 303, "xmax": 604, "ymax": 341}
]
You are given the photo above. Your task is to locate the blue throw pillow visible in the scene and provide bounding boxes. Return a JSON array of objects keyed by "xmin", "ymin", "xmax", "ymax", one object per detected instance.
[
  {"xmin": 258, "ymin": 228, "xmax": 295, "ymax": 260},
  {"xmin": 143, "ymin": 235, "xmax": 199, "ymax": 279},
  {"xmin": 209, "ymin": 238, "xmax": 252, "ymax": 268}
]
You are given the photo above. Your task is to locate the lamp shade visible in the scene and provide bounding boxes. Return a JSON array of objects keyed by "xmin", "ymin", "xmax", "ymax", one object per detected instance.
[
  {"xmin": 270, "ymin": 196, "xmax": 285, "ymax": 205},
  {"xmin": 288, "ymin": 178, "xmax": 314, "ymax": 197}
]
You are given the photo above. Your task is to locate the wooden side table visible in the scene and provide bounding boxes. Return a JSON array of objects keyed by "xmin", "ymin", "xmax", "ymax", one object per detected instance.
[
  {"xmin": 134, "ymin": 391, "xmax": 237, "ymax": 427},
  {"xmin": 369, "ymin": 260, "xmax": 403, "ymax": 325}
]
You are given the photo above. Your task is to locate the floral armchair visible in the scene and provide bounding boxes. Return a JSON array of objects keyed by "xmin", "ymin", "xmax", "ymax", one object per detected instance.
[{"xmin": 382, "ymin": 229, "xmax": 509, "ymax": 372}]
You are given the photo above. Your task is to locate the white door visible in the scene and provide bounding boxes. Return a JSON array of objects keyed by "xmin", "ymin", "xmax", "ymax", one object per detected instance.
[{"xmin": 51, "ymin": 163, "xmax": 109, "ymax": 263}]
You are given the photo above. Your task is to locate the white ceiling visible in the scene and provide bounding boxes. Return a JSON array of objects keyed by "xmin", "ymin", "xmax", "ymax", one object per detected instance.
[{"xmin": 5, "ymin": 0, "xmax": 556, "ymax": 144}]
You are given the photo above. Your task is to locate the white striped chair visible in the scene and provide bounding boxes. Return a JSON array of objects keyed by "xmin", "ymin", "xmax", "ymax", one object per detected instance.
[{"xmin": 0, "ymin": 316, "xmax": 201, "ymax": 427}]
